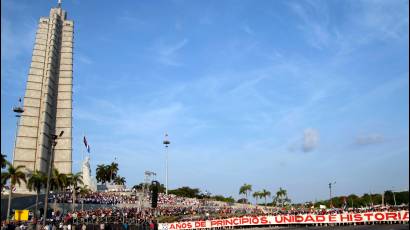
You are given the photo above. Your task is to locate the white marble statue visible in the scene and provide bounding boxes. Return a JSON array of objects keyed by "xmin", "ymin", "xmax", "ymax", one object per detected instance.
[{"xmin": 82, "ymin": 156, "xmax": 97, "ymax": 191}]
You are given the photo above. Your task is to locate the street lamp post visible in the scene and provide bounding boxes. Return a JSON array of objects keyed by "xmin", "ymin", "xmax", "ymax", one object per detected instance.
[
  {"xmin": 163, "ymin": 134, "xmax": 170, "ymax": 195},
  {"xmin": 12, "ymin": 98, "xmax": 24, "ymax": 162},
  {"xmin": 7, "ymin": 98, "xmax": 24, "ymax": 221},
  {"xmin": 369, "ymin": 190, "xmax": 374, "ymax": 207},
  {"xmin": 43, "ymin": 131, "xmax": 64, "ymax": 225},
  {"xmin": 392, "ymin": 187, "xmax": 397, "ymax": 206},
  {"xmin": 329, "ymin": 181, "xmax": 336, "ymax": 208}
]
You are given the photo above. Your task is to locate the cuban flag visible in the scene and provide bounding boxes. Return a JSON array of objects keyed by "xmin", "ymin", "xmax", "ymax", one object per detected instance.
[{"xmin": 83, "ymin": 136, "xmax": 90, "ymax": 153}]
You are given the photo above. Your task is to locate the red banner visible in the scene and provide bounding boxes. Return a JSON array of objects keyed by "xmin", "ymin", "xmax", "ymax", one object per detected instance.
[{"xmin": 158, "ymin": 211, "xmax": 409, "ymax": 230}]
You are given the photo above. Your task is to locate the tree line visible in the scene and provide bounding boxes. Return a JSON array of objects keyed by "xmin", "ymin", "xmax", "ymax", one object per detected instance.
[
  {"xmin": 1, "ymin": 153, "xmax": 90, "ymax": 221},
  {"xmin": 132, "ymin": 179, "xmax": 408, "ymax": 209},
  {"xmin": 95, "ymin": 162, "xmax": 126, "ymax": 185},
  {"xmin": 238, "ymin": 183, "xmax": 290, "ymax": 206},
  {"xmin": 131, "ymin": 182, "xmax": 291, "ymax": 206},
  {"xmin": 310, "ymin": 191, "xmax": 410, "ymax": 209}
]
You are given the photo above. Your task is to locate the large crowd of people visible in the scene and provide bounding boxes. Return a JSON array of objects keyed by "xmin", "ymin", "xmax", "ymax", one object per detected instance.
[
  {"xmin": 49, "ymin": 192, "xmax": 139, "ymax": 204},
  {"xmin": 45, "ymin": 191, "xmax": 410, "ymax": 222},
  {"xmin": 2, "ymin": 191, "xmax": 408, "ymax": 229},
  {"xmin": 50, "ymin": 192, "xmax": 219, "ymax": 207},
  {"xmin": 157, "ymin": 194, "xmax": 202, "ymax": 207}
]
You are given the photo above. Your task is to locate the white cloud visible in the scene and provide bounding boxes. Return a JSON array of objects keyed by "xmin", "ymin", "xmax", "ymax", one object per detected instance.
[
  {"xmin": 288, "ymin": 1, "xmax": 331, "ymax": 49},
  {"xmin": 355, "ymin": 134, "xmax": 384, "ymax": 146},
  {"xmin": 77, "ymin": 54, "xmax": 93, "ymax": 65},
  {"xmin": 160, "ymin": 39, "xmax": 188, "ymax": 56},
  {"xmin": 359, "ymin": 0, "xmax": 409, "ymax": 41},
  {"xmin": 303, "ymin": 128, "xmax": 319, "ymax": 152},
  {"xmin": 117, "ymin": 11, "xmax": 146, "ymax": 26},
  {"xmin": 288, "ymin": 0, "xmax": 408, "ymax": 55},
  {"xmin": 156, "ymin": 38, "xmax": 189, "ymax": 66}
]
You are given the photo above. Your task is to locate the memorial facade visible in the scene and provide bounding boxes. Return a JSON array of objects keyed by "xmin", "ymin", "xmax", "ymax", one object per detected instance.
[{"xmin": 13, "ymin": 3, "xmax": 74, "ymax": 190}]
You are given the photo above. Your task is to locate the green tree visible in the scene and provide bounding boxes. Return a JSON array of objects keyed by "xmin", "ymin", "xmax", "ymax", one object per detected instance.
[
  {"xmin": 133, "ymin": 182, "xmax": 166, "ymax": 193},
  {"xmin": 50, "ymin": 168, "xmax": 68, "ymax": 192},
  {"xmin": 395, "ymin": 191, "xmax": 409, "ymax": 205},
  {"xmin": 113, "ymin": 176, "xmax": 126, "ymax": 185},
  {"xmin": 132, "ymin": 183, "xmax": 144, "ymax": 191},
  {"xmin": 150, "ymin": 183, "xmax": 166, "ymax": 193},
  {"xmin": 67, "ymin": 172, "xmax": 83, "ymax": 211},
  {"xmin": 49, "ymin": 169, "xmax": 68, "ymax": 213},
  {"xmin": 211, "ymin": 195, "xmax": 235, "ymax": 203},
  {"xmin": 253, "ymin": 191, "xmax": 262, "ymax": 205},
  {"xmin": 79, "ymin": 185, "xmax": 91, "ymax": 197},
  {"xmin": 96, "ymin": 162, "xmax": 119, "ymax": 184},
  {"xmin": 78, "ymin": 185, "xmax": 91, "ymax": 212},
  {"xmin": 371, "ymin": 194, "xmax": 382, "ymax": 205},
  {"xmin": 330, "ymin": 196, "xmax": 342, "ymax": 208},
  {"xmin": 260, "ymin": 189, "xmax": 271, "ymax": 206},
  {"xmin": 274, "ymin": 187, "xmax": 290, "ymax": 207},
  {"xmin": 96, "ymin": 164, "xmax": 110, "ymax": 184},
  {"xmin": 239, "ymin": 183, "xmax": 252, "ymax": 204},
  {"xmin": 347, "ymin": 194, "xmax": 359, "ymax": 208},
  {"xmin": 361, "ymin": 193, "xmax": 372, "ymax": 207},
  {"xmin": 27, "ymin": 170, "xmax": 46, "ymax": 218},
  {"xmin": 108, "ymin": 162, "xmax": 119, "ymax": 182},
  {"xmin": 169, "ymin": 186, "xmax": 201, "ymax": 198},
  {"xmin": 1, "ymin": 153, "xmax": 7, "ymax": 169},
  {"xmin": 1, "ymin": 162, "xmax": 27, "ymax": 220},
  {"xmin": 1, "ymin": 154, "xmax": 8, "ymax": 193},
  {"xmin": 384, "ymin": 190, "xmax": 395, "ymax": 205}
]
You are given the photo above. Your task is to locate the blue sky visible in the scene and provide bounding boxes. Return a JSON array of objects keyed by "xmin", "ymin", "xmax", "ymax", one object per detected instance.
[{"xmin": 1, "ymin": 0, "xmax": 409, "ymax": 203}]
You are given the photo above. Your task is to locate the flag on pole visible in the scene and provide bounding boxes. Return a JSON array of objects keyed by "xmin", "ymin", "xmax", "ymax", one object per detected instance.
[
  {"xmin": 83, "ymin": 136, "xmax": 88, "ymax": 148},
  {"xmin": 83, "ymin": 136, "xmax": 90, "ymax": 153}
]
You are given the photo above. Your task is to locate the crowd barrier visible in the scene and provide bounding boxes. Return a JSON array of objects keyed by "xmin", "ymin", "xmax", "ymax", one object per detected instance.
[{"xmin": 158, "ymin": 211, "xmax": 409, "ymax": 230}]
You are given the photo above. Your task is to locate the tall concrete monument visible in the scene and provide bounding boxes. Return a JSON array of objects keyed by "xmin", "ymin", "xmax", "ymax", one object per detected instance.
[{"xmin": 13, "ymin": 2, "xmax": 74, "ymax": 188}]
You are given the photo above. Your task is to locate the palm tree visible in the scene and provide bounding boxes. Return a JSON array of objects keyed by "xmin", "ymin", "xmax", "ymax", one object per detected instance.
[
  {"xmin": 96, "ymin": 162, "xmax": 120, "ymax": 184},
  {"xmin": 260, "ymin": 189, "xmax": 271, "ymax": 206},
  {"xmin": 275, "ymin": 187, "xmax": 290, "ymax": 207},
  {"xmin": 1, "ymin": 153, "xmax": 7, "ymax": 169},
  {"xmin": 113, "ymin": 176, "xmax": 126, "ymax": 185},
  {"xmin": 50, "ymin": 168, "xmax": 68, "ymax": 192},
  {"xmin": 1, "ymin": 154, "xmax": 8, "ymax": 193},
  {"xmin": 79, "ymin": 185, "xmax": 91, "ymax": 197},
  {"xmin": 49, "ymin": 168, "xmax": 69, "ymax": 212},
  {"xmin": 27, "ymin": 170, "xmax": 46, "ymax": 218},
  {"xmin": 96, "ymin": 164, "xmax": 106, "ymax": 184},
  {"xmin": 67, "ymin": 172, "xmax": 83, "ymax": 212},
  {"xmin": 239, "ymin": 183, "xmax": 252, "ymax": 204},
  {"xmin": 78, "ymin": 185, "xmax": 91, "ymax": 212},
  {"xmin": 108, "ymin": 162, "xmax": 119, "ymax": 183},
  {"xmin": 253, "ymin": 191, "xmax": 262, "ymax": 206},
  {"xmin": 1, "ymin": 162, "xmax": 27, "ymax": 220}
]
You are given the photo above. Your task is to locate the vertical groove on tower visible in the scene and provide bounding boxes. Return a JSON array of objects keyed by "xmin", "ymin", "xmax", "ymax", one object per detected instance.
[{"xmin": 54, "ymin": 15, "xmax": 74, "ymax": 174}]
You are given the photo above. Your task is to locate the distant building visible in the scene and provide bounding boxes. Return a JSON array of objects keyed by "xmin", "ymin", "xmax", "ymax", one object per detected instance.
[{"xmin": 13, "ymin": 2, "xmax": 73, "ymax": 192}]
